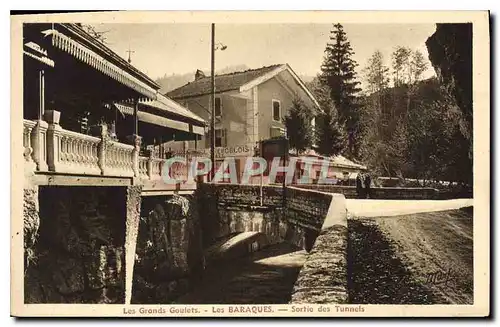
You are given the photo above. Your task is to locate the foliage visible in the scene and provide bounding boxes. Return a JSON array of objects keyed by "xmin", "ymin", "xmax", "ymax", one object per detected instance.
[
  {"xmin": 363, "ymin": 50, "xmax": 390, "ymax": 95},
  {"xmin": 77, "ymin": 23, "xmax": 110, "ymax": 44},
  {"xmin": 307, "ymin": 77, "xmax": 347, "ymax": 156},
  {"xmin": 319, "ymin": 23, "xmax": 362, "ymax": 157},
  {"xmin": 283, "ymin": 97, "xmax": 314, "ymax": 154},
  {"xmin": 359, "ymin": 75, "xmax": 472, "ymax": 185}
]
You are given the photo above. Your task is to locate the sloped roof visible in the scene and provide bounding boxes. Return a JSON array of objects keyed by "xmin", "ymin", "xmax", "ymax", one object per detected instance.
[
  {"xmin": 292, "ymin": 149, "xmax": 367, "ymax": 170},
  {"xmin": 140, "ymin": 94, "xmax": 206, "ymax": 125},
  {"xmin": 167, "ymin": 64, "xmax": 283, "ymax": 99}
]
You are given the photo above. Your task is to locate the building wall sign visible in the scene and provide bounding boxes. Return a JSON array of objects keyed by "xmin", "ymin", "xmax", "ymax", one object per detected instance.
[{"xmin": 215, "ymin": 145, "xmax": 253, "ymax": 158}]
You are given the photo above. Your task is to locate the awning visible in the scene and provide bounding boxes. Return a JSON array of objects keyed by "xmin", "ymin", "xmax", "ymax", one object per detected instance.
[
  {"xmin": 114, "ymin": 103, "xmax": 204, "ymax": 135},
  {"xmin": 24, "ymin": 41, "xmax": 54, "ymax": 67},
  {"xmin": 141, "ymin": 94, "xmax": 206, "ymax": 125},
  {"xmin": 42, "ymin": 28, "xmax": 158, "ymax": 100}
]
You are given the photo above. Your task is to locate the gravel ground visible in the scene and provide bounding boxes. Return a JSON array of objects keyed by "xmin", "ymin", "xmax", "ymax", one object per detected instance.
[{"xmin": 347, "ymin": 207, "xmax": 473, "ymax": 304}]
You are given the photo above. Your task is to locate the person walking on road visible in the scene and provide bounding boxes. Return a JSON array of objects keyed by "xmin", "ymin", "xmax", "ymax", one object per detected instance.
[
  {"xmin": 364, "ymin": 172, "xmax": 372, "ymax": 199},
  {"xmin": 356, "ymin": 173, "xmax": 364, "ymax": 199}
]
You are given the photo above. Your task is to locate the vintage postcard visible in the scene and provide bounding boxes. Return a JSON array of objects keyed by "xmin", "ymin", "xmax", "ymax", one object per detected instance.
[{"xmin": 11, "ymin": 11, "xmax": 490, "ymax": 317}]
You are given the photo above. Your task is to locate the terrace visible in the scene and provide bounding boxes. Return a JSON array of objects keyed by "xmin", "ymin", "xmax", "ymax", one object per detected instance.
[{"xmin": 22, "ymin": 23, "xmax": 206, "ymax": 194}]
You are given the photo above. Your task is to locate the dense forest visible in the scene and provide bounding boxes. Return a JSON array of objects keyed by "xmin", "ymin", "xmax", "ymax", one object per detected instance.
[{"xmin": 284, "ymin": 23, "xmax": 472, "ymax": 188}]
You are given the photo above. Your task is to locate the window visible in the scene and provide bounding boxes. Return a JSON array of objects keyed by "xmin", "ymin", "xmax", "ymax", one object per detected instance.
[
  {"xmin": 214, "ymin": 97, "xmax": 222, "ymax": 118},
  {"xmin": 272, "ymin": 100, "xmax": 281, "ymax": 121},
  {"xmin": 215, "ymin": 128, "xmax": 226, "ymax": 147}
]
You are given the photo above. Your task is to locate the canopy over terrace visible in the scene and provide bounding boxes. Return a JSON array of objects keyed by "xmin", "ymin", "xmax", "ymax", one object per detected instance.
[
  {"xmin": 23, "ymin": 23, "xmax": 204, "ymax": 146},
  {"xmin": 114, "ymin": 94, "xmax": 206, "ymax": 145}
]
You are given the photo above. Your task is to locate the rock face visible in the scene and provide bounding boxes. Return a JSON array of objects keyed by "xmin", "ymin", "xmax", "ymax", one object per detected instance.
[
  {"xmin": 426, "ymin": 23, "xmax": 473, "ymax": 137},
  {"xmin": 23, "ymin": 187, "xmax": 40, "ymax": 269},
  {"xmin": 131, "ymin": 194, "xmax": 204, "ymax": 304},
  {"xmin": 25, "ymin": 186, "xmax": 128, "ymax": 304}
]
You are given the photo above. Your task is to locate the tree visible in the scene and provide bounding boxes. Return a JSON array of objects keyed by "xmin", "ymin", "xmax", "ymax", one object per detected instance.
[
  {"xmin": 411, "ymin": 50, "xmax": 428, "ymax": 84},
  {"xmin": 364, "ymin": 50, "xmax": 390, "ymax": 94},
  {"xmin": 391, "ymin": 46, "xmax": 412, "ymax": 86},
  {"xmin": 284, "ymin": 97, "xmax": 314, "ymax": 155},
  {"xmin": 362, "ymin": 50, "xmax": 390, "ymax": 124},
  {"xmin": 76, "ymin": 23, "xmax": 110, "ymax": 44},
  {"xmin": 315, "ymin": 106, "xmax": 347, "ymax": 157},
  {"xmin": 307, "ymin": 77, "xmax": 347, "ymax": 157},
  {"xmin": 319, "ymin": 23, "xmax": 362, "ymax": 157}
]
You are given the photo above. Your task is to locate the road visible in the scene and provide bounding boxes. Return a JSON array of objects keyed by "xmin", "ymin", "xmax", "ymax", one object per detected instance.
[{"xmin": 346, "ymin": 198, "xmax": 473, "ymax": 217}]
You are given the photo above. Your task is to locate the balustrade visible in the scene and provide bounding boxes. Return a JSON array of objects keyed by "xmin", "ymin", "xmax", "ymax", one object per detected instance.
[
  {"xmin": 23, "ymin": 116, "xmax": 198, "ymax": 188},
  {"xmin": 105, "ymin": 141, "xmax": 135, "ymax": 177},
  {"xmin": 150, "ymin": 158, "xmax": 164, "ymax": 180},
  {"xmin": 138, "ymin": 156, "xmax": 149, "ymax": 179},
  {"xmin": 56, "ymin": 129, "xmax": 101, "ymax": 175}
]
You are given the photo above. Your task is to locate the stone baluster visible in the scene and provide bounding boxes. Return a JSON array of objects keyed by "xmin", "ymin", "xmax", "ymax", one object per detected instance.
[
  {"xmin": 23, "ymin": 121, "xmax": 37, "ymax": 174},
  {"xmin": 45, "ymin": 110, "xmax": 62, "ymax": 172}
]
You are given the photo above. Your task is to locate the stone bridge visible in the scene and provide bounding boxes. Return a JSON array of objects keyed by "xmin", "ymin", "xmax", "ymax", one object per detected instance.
[{"xmin": 23, "ymin": 183, "xmax": 349, "ymax": 305}]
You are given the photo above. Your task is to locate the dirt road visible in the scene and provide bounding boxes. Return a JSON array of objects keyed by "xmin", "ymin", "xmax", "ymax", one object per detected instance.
[
  {"xmin": 348, "ymin": 207, "xmax": 473, "ymax": 304},
  {"xmin": 346, "ymin": 198, "xmax": 473, "ymax": 218}
]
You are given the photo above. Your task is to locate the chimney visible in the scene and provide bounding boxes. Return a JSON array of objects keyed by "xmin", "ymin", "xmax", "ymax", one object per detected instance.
[{"xmin": 195, "ymin": 69, "xmax": 206, "ymax": 81}]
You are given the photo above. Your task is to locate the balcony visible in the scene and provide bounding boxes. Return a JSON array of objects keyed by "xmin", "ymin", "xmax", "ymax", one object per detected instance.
[{"xmin": 23, "ymin": 116, "xmax": 197, "ymax": 193}]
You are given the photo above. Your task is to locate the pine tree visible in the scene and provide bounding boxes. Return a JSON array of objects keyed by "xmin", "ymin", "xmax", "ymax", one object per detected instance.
[
  {"xmin": 284, "ymin": 97, "xmax": 314, "ymax": 155},
  {"xmin": 319, "ymin": 23, "xmax": 362, "ymax": 157}
]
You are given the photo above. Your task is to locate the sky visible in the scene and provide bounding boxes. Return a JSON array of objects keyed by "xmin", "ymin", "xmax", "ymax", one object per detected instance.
[{"xmin": 93, "ymin": 23, "xmax": 438, "ymax": 83}]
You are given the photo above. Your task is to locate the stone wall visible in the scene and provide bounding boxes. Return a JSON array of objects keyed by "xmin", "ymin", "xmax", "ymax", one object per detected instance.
[
  {"xmin": 289, "ymin": 187, "xmax": 349, "ymax": 304},
  {"xmin": 131, "ymin": 194, "xmax": 204, "ymax": 304},
  {"xmin": 25, "ymin": 186, "xmax": 129, "ymax": 304},
  {"xmin": 196, "ymin": 183, "xmax": 329, "ymax": 251},
  {"xmin": 196, "ymin": 184, "xmax": 286, "ymax": 248},
  {"xmin": 295, "ymin": 184, "xmax": 440, "ymax": 200}
]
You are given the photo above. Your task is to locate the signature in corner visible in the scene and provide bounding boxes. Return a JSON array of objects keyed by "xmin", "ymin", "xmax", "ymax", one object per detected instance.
[{"xmin": 397, "ymin": 268, "xmax": 458, "ymax": 288}]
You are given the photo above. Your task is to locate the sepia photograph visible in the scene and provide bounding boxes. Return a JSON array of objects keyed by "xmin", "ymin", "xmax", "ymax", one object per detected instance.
[{"xmin": 10, "ymin": 10, "xmax": 490, "ymax": 317}]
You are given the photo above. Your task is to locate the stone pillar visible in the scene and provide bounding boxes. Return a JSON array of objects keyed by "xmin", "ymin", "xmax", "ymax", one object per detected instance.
[
  {"xmin": 96, "ymin": 124, "xmax": 108, "ymax": 175},
  {"xmin": 44, "ymin": 110, "xmax": 62, "ymax": 172},
  {"xmin": 31, "ymin": 120, "xmax": 48, "ymax": 172},
  {"xmin": 127, "ymin": 134, "xmax": 142, "ymax": 178},
  {"xmin": 147, "ymin": 150, "xmax": 153, "ymax": 179},
  {"xmin": 124, "ymin": 185, "xmax": 142, "ymax": 305}
]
